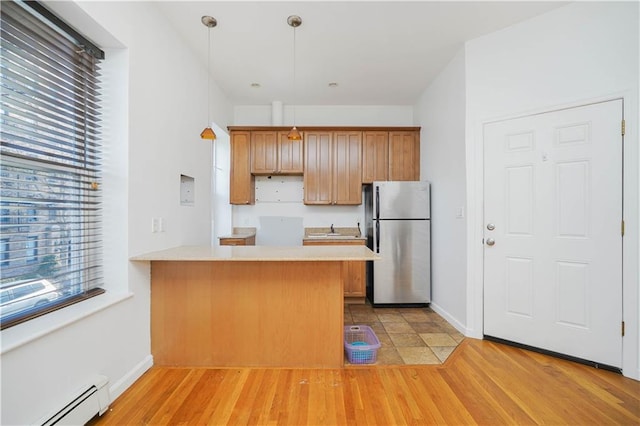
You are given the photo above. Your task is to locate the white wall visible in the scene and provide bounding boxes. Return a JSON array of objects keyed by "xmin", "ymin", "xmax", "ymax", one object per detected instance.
[
  {"xmin": 233, "ymin": 194, "xmax": 364, "ymax": 244},
  {"xmin": 212, "ymin": 125, "xmax": 232, "ymax": 245},
  {"xmin": 413, "ymin": 48, "xmax": 467, "ymax": 333},
  {"xmin": 0, "ymin": 1, "xmax": 233, "ymax": 424},
  {"xmin": 234, "ymin": 104, "xmax": 415, "ymax": 127},
  {"xmin": 231, "ymin": 105, "xmax": 416, "ymax": 238},
  {"xmin": 464, "ymin": 1, "xmax": 639, "ymax": 379}
]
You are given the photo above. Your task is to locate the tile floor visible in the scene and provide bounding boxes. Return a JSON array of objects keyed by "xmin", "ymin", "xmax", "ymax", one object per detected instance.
[{"xmin": 344, "ymin": 302, "xmax": 465, "ymax": 365}]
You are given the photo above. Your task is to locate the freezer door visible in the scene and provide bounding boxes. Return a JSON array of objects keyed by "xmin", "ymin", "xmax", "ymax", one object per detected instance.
[
  {"xmin": 373, "ymin": 219, "xmax": 431, "ymax": 304},
  {"xmin": 374, "ymin": 181, "xmax": 430, "ymax": 219}
]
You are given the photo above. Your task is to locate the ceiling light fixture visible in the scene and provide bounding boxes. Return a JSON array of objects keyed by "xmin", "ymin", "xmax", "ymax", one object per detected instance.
[
  {"xmin": 200, "ymin": 15, "xmax": 217, "ymax": 140},
  {"xmin": 287, "ymin": 15, "xmax": 302, "ymax": 141}
]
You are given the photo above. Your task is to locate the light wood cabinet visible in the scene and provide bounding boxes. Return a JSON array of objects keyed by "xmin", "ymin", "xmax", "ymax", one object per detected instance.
[
  {"xmin": 302, "ymin": 239, "xmax": 366, "ymax": 298},
  {"xmin": 251, "ymin": 131, "xmax": 303, "ymax": 175},
  {"xmin": 227, "ymin": 126, "xmax": 420, "ymax": 205},
  {"xmin": 219, "ymin": 235, "xmax": 255, "ymax": 246},
  {"xmin": 230, "ymin": 131, "xmax": 255, "ymax": 205},
  {"xmin": 304, "ymin": 131, "xmax": 362, "ymax": 205},
  {"xmin": 389, "ymin": 131, "xmax": 420, "ymax": 181},
  {"xmin": 151, "ymin": 260, "xmax": 345, "ymax": 367},
  {"xmin": 304, "ymin": 131, "xmax": 334, "ymax": 204},
  {"xmin": 333, "ymin": 131, "xmax": 363, "ymax": 204},
  {"xmin": 362, "ymin": 131, "xmax": 389, "ymax": 183},
  {"xmin": 250, "ymin": 131, "xmax": 277, "ymax": 174},
  {"xmin": 277, "ymin": 132, "xmax": 304, "ymax": 174}
]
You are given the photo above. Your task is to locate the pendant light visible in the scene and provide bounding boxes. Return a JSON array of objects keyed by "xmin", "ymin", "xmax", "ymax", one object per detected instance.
[
  {"xmin": 200, "ymin": 15, "xmax": 217, "ymax": 140},
  {"xmin": 287, "ymin": 15, "xmax": 302, "ymax": 141}
]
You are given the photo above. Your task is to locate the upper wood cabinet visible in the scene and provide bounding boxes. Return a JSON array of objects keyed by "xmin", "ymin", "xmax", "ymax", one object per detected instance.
[
  {"xmin": 230, "ymin": 131, "xmax": 255, "ymax": 205},
  {"xmin": 277, "ymin": 131, "xmax": 304, "ymax": 174},
  {"xmin": 227, "ymin": 126, "xmax": 419, "ymax": 205},
  {"xmin": 304, "ymin": 131, "xmax": 362, "ymax": 205},
  {"xmin": 303, "ymin": 131, "xmax": 333, "ymax": 204},
  {"xmin": 250, "ymin": 131, "xmax": 277, "ymax": 174},
  {"xmin": 389, "ymin": 131, "xmax": 420, "ymax": 181},
  {"xmin": 333, "ymin": 131, "xmax": 363, "ymax": 205},
  {"xmin": 362, "ymin": 131, "xmax": 389, "ymax": 183},
  {"xmin": 251, "ymin": 131, "xmax": 303, "ymax": 175}
]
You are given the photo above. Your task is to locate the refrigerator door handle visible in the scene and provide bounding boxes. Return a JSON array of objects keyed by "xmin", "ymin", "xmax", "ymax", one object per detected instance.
[
  {"xmin": 375, "ymin": 220, "xmax": 380, "ymax": 253},
  {"xmin": 375, "ymin": 185, "xmax": 380, "ymax": 220}
]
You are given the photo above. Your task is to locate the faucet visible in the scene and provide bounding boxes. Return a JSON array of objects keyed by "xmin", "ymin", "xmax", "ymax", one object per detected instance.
[{"xmin": 330, "ymin": 224, "xmax": 335, "ymax": 234}]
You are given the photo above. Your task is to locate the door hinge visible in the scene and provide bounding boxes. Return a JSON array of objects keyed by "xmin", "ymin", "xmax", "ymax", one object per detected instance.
[
  {"xmin": 621, "ymin": 321, "xmax": 625, "ymax": 337},
  {"xmin": 621, "ymin": 119, "xmax": 626, "ymax": 136},
  {"xmin": 621, "ymin": 220, "xmax": 625, "ymax": 236}
]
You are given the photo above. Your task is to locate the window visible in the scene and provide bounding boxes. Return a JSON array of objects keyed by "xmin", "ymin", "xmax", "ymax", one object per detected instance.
[
  {"xmin": 1, "ymin": 0, "xmax": 106, "ymax": 329},
  {"xmin": 26, "ymin": 236, "xmax": 38, "ymax": 263},
  {"xmin": 1, "ymin": 239, "xmax": 9, "ymax": 267}
]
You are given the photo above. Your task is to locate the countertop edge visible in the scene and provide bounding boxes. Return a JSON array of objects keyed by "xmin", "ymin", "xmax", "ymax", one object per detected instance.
[
  {"xmin": 218, "ymin": 233, "xmax": 256, "ymax": 239},
  {"xmin": 130, "ymin": 245, "xmax": 380, "ymax": 262},
  {"xmin": 302, "ymin": 237, "xmax": 366, "ymax": 242}
]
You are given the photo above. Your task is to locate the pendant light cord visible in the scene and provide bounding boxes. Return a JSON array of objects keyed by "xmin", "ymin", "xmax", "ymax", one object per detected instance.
[
  {"xmin": 286, "ymin": 15, "xmax": 302, "ymax": 140},
  {"xmin": 207, "ymin": 26, "xmax": 211, "ymax": 127},
  {"xmin": 292, "ymin": 24, "xmax": 297, "ymax": 127}
]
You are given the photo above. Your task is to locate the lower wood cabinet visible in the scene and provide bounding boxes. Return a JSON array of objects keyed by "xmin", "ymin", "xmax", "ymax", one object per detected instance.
[
  {"xmin": 302, "ymin": 239, "xmax": 366, "ymax": 299},
  {"xmin": 219, "ymin": 235, "xmax": 256, "ymax": 246}
]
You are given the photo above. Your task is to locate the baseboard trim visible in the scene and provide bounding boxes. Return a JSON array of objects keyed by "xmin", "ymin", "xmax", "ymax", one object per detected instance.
[
  {"xmin": 108, "ymin": 354, "xmax": 154, "ymax": 403},
  {"xmin": 429, "ymin": 302, "xmax": 469, "ymax": 335}
]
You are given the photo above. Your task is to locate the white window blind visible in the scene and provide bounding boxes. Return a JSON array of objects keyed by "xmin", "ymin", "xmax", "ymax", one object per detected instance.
[{"xmin": 1, "ymin": 0, "xmax": 105, "ymax": 329}]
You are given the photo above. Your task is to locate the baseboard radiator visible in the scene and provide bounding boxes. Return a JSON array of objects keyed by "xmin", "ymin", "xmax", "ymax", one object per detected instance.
[{"xmin": 39, "ymin": 375, "xmax": 110, "ymax": 426}]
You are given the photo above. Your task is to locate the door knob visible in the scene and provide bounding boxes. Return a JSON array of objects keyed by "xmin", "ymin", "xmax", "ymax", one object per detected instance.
[
  {"xmin": 486, "ymin": 223, "xmax": 495, "ymax": 231},
  {"xmin": 486, "ymin": 238, "xmax": 495, "ymax": 246}
]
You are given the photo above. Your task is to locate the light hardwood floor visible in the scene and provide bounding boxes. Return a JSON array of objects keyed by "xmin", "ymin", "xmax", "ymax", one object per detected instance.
[{"xmin": 90, "ymin": 339, "xmax": 639, "ymax": 425}]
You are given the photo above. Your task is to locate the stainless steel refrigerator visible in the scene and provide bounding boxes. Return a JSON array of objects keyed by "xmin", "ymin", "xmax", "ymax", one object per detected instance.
[{"xmin": 364, "ymin": 181, "xmax": 431, "ymax": 306}]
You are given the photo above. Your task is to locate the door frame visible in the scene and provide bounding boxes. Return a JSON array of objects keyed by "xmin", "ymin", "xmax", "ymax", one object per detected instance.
[{"xmin": 466, "ymin": 93, "xmax": 639, "ymax": 380}]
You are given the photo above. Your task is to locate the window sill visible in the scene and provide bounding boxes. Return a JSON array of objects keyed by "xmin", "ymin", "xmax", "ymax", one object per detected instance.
[{"xmin": 0, "ymin": 291, "xmax": 133, "ymax": 355}]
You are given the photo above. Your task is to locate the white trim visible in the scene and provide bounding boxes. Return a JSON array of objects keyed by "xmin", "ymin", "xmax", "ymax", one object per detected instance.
[
  {"xmin": 621, "ymin": 87, "xmax": 640, "ymax": 381},
  {"xmin": 429, "ymin": 302, "xmax": 469, "ymax": 336},
  {"xmin": 0, "ymin": 291, "xmax": 134, "ymax": 355},
  {"xmin": 468, "ymin": 91, "xmax": 639, "ymax": 379},
  {"xmin": 108, "ymin": 354, "xmax": 154, "ymax": 403}
]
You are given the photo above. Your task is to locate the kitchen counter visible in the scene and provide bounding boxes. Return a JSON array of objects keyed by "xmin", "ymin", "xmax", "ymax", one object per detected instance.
[
  {"xmin": 132, "ymin": 245, "xmax": 378, "ymax": 368},
  {"xmin": 131, "ymin": 244, "xmax": 377, "ymax": 261}
]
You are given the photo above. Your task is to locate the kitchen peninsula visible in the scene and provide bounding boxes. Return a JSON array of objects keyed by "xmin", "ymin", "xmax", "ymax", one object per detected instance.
[{"xmin": 131, "ymin": 245, "xmax": 378, "ymax": 368}]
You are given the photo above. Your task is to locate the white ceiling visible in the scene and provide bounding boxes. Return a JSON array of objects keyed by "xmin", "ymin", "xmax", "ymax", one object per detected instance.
[{"xmin": 154, "ymin": 1, "xmax": 569, "ymax": 106}]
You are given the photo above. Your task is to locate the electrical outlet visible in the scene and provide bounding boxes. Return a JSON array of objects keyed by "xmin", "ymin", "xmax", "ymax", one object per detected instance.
[{"xmin": 151, "ymin": 217, "xmax": 160, "ymax": 233}]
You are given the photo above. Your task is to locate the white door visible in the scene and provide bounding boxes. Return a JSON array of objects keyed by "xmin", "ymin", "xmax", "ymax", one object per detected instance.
[{"xmin": 483, "ymin": 99, "xmax": 623, "ymax": 368}]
